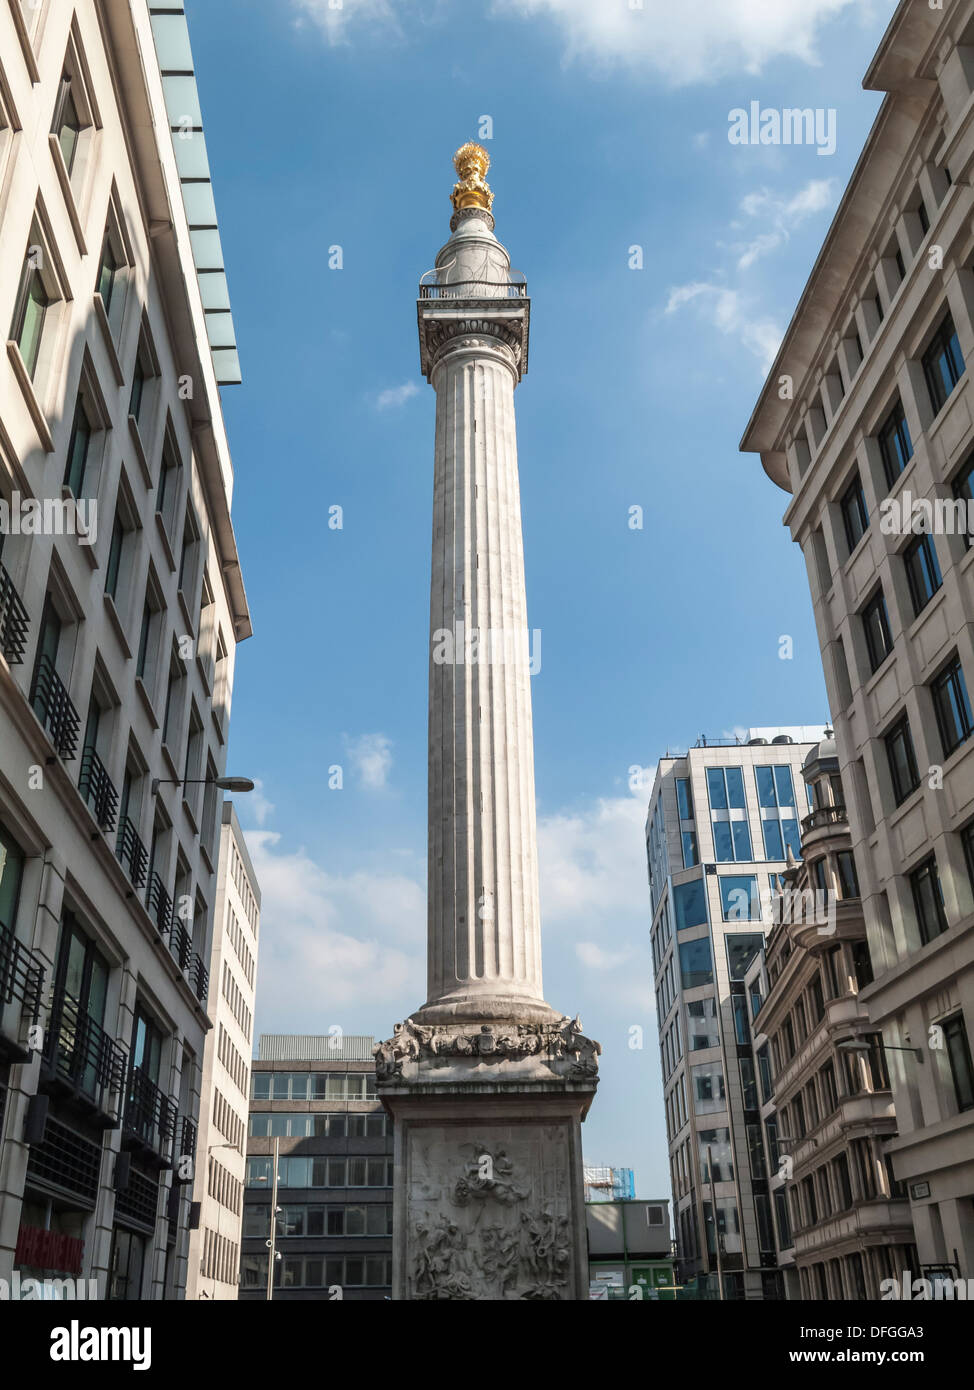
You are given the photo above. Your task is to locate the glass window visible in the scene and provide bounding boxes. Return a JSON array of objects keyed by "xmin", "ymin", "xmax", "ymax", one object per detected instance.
[
  {"xmin": 54, "ymin": 77, "xmax": 84, "ymax": 175},
  {"xmin": 878, "ymin": 398, "xmax": 913, "ymax": 487},
  {"xmin": 833, "ymin": 1152, "xmax": 851, "ymax": 1208},
  {"xmin": 910, "ymin": 856, "xmax": 948, "ymax": 945},
  {"xmin": 836, "ymin": 850, "xmax": 860, "ymax": 900},
  {"xmin": 698, "ymin": 1127, "xmax": 733, "ymax": 1182},
  {"xmin": 923, "ymin": 312, "xmax": 965, "ymax": 414},
  {"xmin": 943, "ymin": 1014, "xmax": 974, "ymax": 1112},
  {"xmin": 706, "ymin": 767, "xmax": 728, "ymax": 811},
  {"xmin": 758, "ymin": 1045, "xmax": 773, "ymax": 1102},
  {"xmin": 719, "ymin": 877, "xmax": 760, "ymax": 923},
  {"xmin": 762, "ymin": 818, "xmax": 783, "ymax": 860},
  {"xmin": 732, "ymin": 992, "xmax": 750, "ymax": 1045},
  {"xmin": 11, "ymin": 250, "xmax": 53, "ymax": 379},
  {"xmin": 781, "ymin": 819, "xmax": 802, "ymax": 859},
  {"xmin": 747, "ymin": 1124, "xmax": 767, "ymax": 1182},
  {"xmin": 726, "ymin": 932, "xmax": 764, "ymax": 981},
  {"xmin": 679, "ymin": 937, "xmax": 713, "ymax": 989},
  {"xmin": 64, "ymin": 398, "xmax": 92, "ymax": 497},
  {"xmin": 690, "ymin": 1061, "xmax": 725, "ymax": 1114},
  {"xmin": 676, "ymin": 778, "xmax": 693, "ymax": 820},
  {"xmin": 673, "ymin": 878, "xmax": 707, "ymax": 932},
  {"xmin": 252, "ymin": 1072, "xmax": 270, "ymax": 1100},
  {"xmin": 687, "ymin": 997, "xmax": 719, "ymax": 1050},
  {"xmin": 681, "ymin": 830, "xmax": 699, "ymax": 869},
  {"xmin": 931, "ymin": 654, "xmax": 974, "ymax": 757},
  {"xmin": 885, "ymin": 715, "xmax": 920, "ymax": 806},
  {"xmin": 903, "ymin": 533, "xmax": 943, "ymax": 616},
  {"xmin": 862, "ymin": 588, "xmax": 893, "ymax": 674},
  {"xmin": 740, "ymin": 1056, "xmax": 759, "ymax": 1110},
  {"xmin": 97, "ymin": 233, "xmax": 120, "ymax": 313},
  {"xmin": 840, "ymin": 474, "xmax": 869, "ymax": 552}
]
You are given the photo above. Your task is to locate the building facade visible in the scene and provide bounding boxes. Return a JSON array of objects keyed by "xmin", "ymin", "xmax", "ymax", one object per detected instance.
[
  {"xmin": 586, "ymin": 1197, "xmax": 672, "ymax": 1301},
  {"xmin": 646, "ymin": 727, "xmax": 828, "ymax": 1299},
  {"xmin": 0, "ymin": 0, "xmax": 250, "ymax": 1298},
  {"xmin": 742, "ymin": 0, "xmax": 974, "ymax": 1280},
  {"xmin": 185, "ymin": 802, "xmax": 260, "ymax": 1299},
  {"xmin": 746, "ymin": 735, "xmax": 917, "ymax": 1300},
  {"xmin": 241, "ymin": 1036, "xmax": 393, "ymax": 1302}
]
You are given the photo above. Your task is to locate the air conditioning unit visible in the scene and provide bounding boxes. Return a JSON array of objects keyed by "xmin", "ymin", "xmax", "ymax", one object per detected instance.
[{"xmin": 646, "ymin": 1205, "xmax": 664, "ymax": 1226}]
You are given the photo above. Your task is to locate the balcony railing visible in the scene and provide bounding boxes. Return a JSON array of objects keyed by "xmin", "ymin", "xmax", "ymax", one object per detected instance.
[
  {"xmin": 44, "ymin": 987, "xmax": 128, "ymax": 1124},
  {"xmin": 189, "ymin": 952, "xmax": 208, "ymax": 1006},
  {"xmin": 801, "ymin": 805, "xmax": 848, "ymax": 833},
  {"xmin": 178, "ymin": 1115, "xmax": 197, "ymax": 1165},
  {"xmin": 115, "ymin": 817, "xmax": 148, "ymax": 889},
  {"xmin": 169, "ymin": 917, "xmax": 192, "ymax": 972},
  {"xmin": 0, "ymin": 921, "xmax": 44, "ymax": 1050},
  {"xmin": 79, "ymin": 745, "xmax": 119, "ymax": 833},
  {"xmin": 30, "ymin": 653, "xmax": 80, "ymax": 760},
  {"xmin": 0, "ymin": 563, "xmax": 29, "ymax": 664},
  {"xmin": 145, "ymin": 872, "xmax": 172, "ymax": 939},
  {"xmin": 418, "ymin": 279, "xmax": 527, "ymax": 300},
  {"xmin": 124, "ymin": 1064, "xmax": 177, "ymax": 1161}
]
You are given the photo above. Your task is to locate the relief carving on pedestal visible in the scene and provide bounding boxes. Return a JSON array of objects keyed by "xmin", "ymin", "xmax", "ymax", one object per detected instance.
[
  {"xmin": 374, "ymin": 1014, "xmax": 600, "ymax": 1085},
  {"xmin": 411, "ymin": 1143, "xmax": 572, "ymax": 1301}
]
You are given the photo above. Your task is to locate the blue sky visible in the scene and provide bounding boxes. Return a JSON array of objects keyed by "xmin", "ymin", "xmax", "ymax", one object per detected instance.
[{"xmin": 184, "ymin": 0, "xmax": 894, "ymax": 1196}]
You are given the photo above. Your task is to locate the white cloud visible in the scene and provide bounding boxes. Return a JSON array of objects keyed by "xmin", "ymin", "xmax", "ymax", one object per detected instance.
[
  {"xmin": 664, "ymin": 281, "xmax": 782, "ymax": 373},
  {"xmin": 490, "ymin": 0, "xmax": 858, "ymax": 82},
  {"xmin": 538, "ymin": 794, "xmax": 648, "ymax": 925},
  {"xmin": 734, "ymin": 178, "xmax": 835, "ymax": 270},
  {"xmin": 245, "ymin": 829, "xmax": 424, "ymax": 1025},
  {"xmin": 575, "ymin": 941, "xmax": 633, "ymax": 971},
  {"xmin": 344, "ymin": 732, "xmax": 394, "ymax": 789},
  {"xmin": 240, "ymin": 778, "xmax": 275, "ymax": 829},
  {"xmin": 291, "ymin": 0, "xmax": 857, "ymax": 81},
  {"xmin": 374, "ymin": 381, "xmax": 419, "ymax": 411}
]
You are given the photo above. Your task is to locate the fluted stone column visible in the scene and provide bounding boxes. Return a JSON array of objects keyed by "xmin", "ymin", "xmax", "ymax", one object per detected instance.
[
  {"xmin": 423, "ymin": 280, "xmax": 546, "ymax": 1021},
  {"xmin": 377, "ymin": 145, "xmax": 597, "ymax": 1302}
]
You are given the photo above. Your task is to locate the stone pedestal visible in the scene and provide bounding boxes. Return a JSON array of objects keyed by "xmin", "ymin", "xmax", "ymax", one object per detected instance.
[{"xmin": 376, "ymin": 1013, "xmax": 598, "ymax": 1300}]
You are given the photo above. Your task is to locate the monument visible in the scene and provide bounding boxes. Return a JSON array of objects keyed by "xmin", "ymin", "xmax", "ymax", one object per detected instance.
[{"xmin": 375, "ymin": 144, "xmax": 599, "ymax": 1301}]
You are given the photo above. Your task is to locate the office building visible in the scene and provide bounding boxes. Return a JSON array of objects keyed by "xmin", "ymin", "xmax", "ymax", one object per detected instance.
[
  {"xmin": 240, "ymin": 1036, "xmax": 393, "ymax": 1302},
  {"xmin": 0, "ymin": 0, "xmax": 250, "ymax": 1299},
  {"xmin": 185, "ymin": 803, "xmax": 260, "ymax": 1299},
  {"xmin": 741, "ymin": 0, "xmax": 974, "ymax": 1278},
  {"xmin": 646, "ymin": 727, "xmax": 828, "ymax": 1299}
]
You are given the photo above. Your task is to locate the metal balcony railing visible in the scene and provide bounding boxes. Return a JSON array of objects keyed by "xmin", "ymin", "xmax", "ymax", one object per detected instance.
[
  {"xmin": 124, "ymin": 1064, "xmax": 177, "ymax": 1159},
  {"xmin": 145, "ymin": 872, "xmax": 173, "ymax": 939},
  {"xmin": 30, "ymin": 653, "xmax": 80, "ymax": 760},
  {"xmin": 169, "ymin": 917, "xmax": 192, "ymax": 972},
  {"xmin": 0, "ymin": 563, "xmax": 29, "ymax": 664},
  {"xmin": 79, "ymin": 745, "xmax": 119, "ymax": 832},
  {"xmin": 801, "ymin": 805, "xmax": 848, "ymax": 833},
  {"xmin": 178, "ymin": 1115, "xmax": 197, "ymax": 1164},
  {"xmin": 418, "ymin": 279, "xmax": 527, "ymax": 300},
  {"xmin": 115, "ymin": 817, "xmax": 148, "ymax": 889},
  {"xmin": 44, "ymin": 986, "xmax": 127, "ymax": 1123},
  {"xmin": 0, "ymin": 920, "xmax": 44, "ymax": 1029},
  {"xmin": 189, "ymin": 953, "xmax": 208, "ymax": 1006}
]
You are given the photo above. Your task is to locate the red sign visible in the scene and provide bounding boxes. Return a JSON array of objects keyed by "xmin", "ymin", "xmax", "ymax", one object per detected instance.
[{"xmin": 15, "ymin": 1225, "xmax": 84, "ymax": 1276}]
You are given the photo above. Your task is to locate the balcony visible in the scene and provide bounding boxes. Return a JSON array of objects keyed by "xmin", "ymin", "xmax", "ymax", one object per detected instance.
[
  {"xmin": 0, "ymin": 921, "xmax": 45, "ymax": 1060},
  {"xmin": 115, "ymin": 817, "xmax": 148, "ymax": 889},
  {"xmin": 145, "ymin": 872, "xmax": 172, "ymax": 939},
  {"xmin": 123, "ymin": 1064, "xmax": 177, "ymax": 1165},
  {"xmin": 30, "ymin": 653, "xmax": 80, "ymax": 760},
  {"xmin": 42, "ymin": 987, "xmax": 128, "ymax": 1126},
  {"xmin": 79, "ymin": 745, "xmax": 119, "ymax": 833},
  {"xmin": 0, "ymin": 563, "xmax": 29, "ymax": 664},
  {"xmin": 801, "ymin": 805, "xmax": 848, "ymax": 834},
  {"xmin": 418, "ymin": 278, "xmax": 527, "ymax": 300},
  {"xmin": 169, "ymin": 917, "xmax": 192, "ymax": 972},
  {"xmin": 178, "ymin": 1115, "xmax": 197, "ymax": 1167},
  {"xmin": 189, "ymin": 952, "xmax": 208, "ymax": 1006}
]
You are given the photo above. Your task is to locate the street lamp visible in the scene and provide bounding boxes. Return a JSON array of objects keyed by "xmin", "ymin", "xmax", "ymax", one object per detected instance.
[
  {"xmin": 151, "ymin": 775, "xmax": 256, "ymax": 797},
  {"xmin": 255, "ymin": 1135, "xmax": 281, "ymax": 1301},
  {"xmin": 835, "ymin": 1036, "xmax": 924, "ymax": 1064}
]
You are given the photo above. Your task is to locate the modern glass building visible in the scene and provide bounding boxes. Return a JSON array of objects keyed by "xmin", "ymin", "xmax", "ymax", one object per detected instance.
[
  {"xmin": 646, "ymin": 727, "xmax": 828, "ymax": 1299},
  {"xmin": 240, "ymin": 1037, "xmax": 393, "ymax": 1302}
]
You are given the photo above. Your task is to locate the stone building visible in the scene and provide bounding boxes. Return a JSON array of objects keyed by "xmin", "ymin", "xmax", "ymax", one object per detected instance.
[
  {"xmin": 0, "ymin": 0, "xmax": 250, "ymax": 1298},
  {"xmin": 741, "ymin": 0, "xmax": 974, "ymax": 1278},
  {"xmin": 747, "ymin": 735, "xmax": 917, "ymax": 1299},
  {"xmin": 185, "ymin": 803, "xmax": 260, "ymax": 1299}
]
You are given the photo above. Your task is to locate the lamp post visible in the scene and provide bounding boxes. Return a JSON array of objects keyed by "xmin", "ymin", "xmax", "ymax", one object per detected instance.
[
  {"xmin": 255, "ymin": 1136, "xmax": 281, "ymax": 1301},
  {"xmin": 151, "ymin": 775, "xmax": 255, "ymax": 797},
  {"xmin": 835, "ymin": 1035, "xmax": 924, "ymax": 1064}
]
